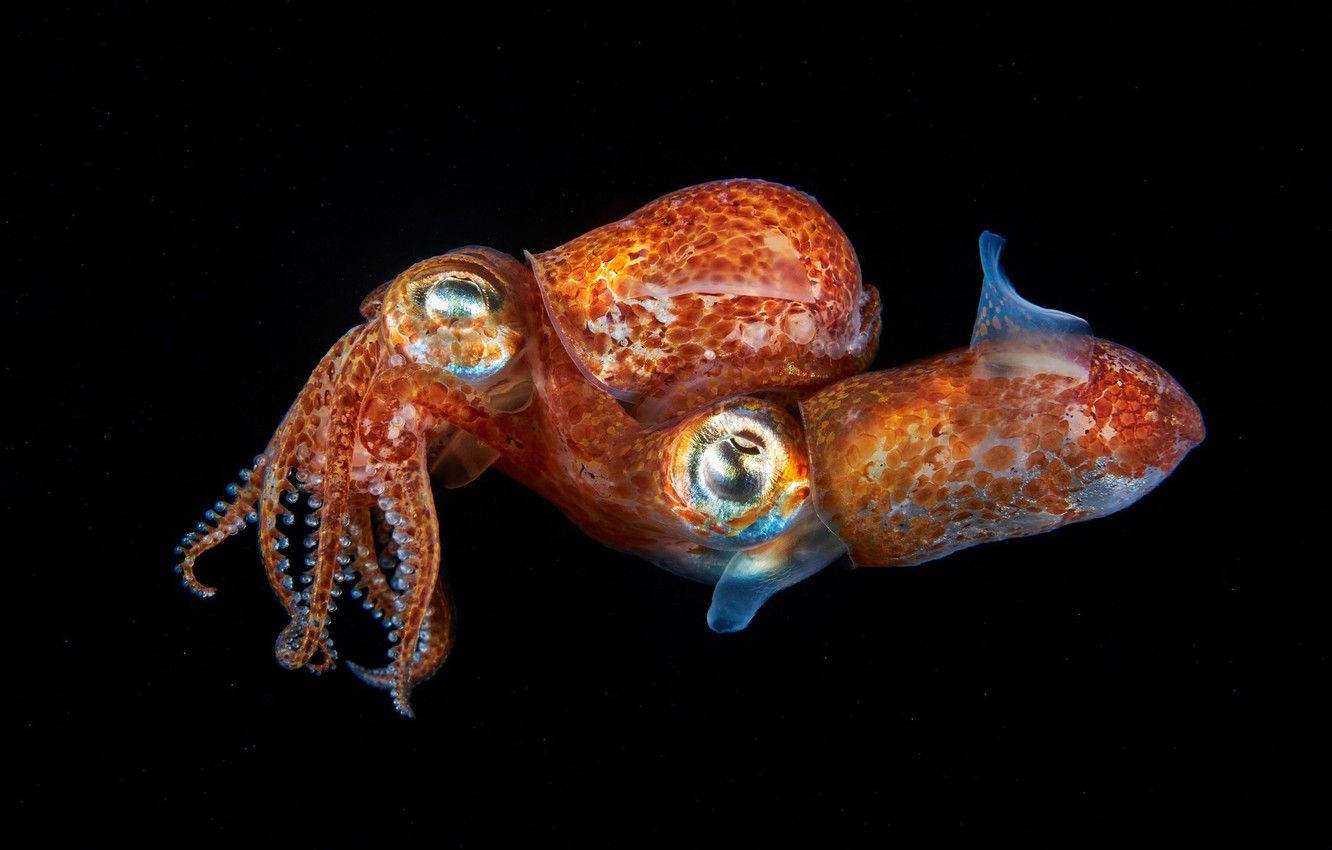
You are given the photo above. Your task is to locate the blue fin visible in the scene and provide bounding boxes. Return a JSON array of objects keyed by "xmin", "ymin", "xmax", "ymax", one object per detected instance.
[
  {"xmin": 971, "ymin": 232, "xmax": 1092, "ymax": 380},
  {"xmin": 707, "ymin": 510, "xmax": 846, "ymax": 633}
]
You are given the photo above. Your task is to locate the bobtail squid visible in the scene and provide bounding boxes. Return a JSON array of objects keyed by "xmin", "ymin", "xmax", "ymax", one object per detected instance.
[{"xmin": 172, "ymin": 180, "xmax": 1203, "ymax": 715}]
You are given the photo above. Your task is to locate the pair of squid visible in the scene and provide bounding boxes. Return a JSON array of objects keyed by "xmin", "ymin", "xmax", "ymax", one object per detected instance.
[{"xmin": 174, "ymin": 180, "xmax": 1203, "ymax": 715}]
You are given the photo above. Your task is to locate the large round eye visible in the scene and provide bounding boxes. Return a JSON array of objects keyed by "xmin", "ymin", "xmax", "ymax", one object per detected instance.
[
  {"xmin": 384, "ymin": 263, "xmax": 523, "ymax": 385},
  {"xmin": 421, "ymin": 275, "xmax": 497, "ymax": 322},
  {"xmin": 668, "ymin": 399, "xmax": 810, "ymax": 549}
]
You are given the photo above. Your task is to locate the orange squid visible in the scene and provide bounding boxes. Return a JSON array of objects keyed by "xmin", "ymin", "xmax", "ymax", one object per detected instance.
[{"xmin": 173, "ymin": 180, "xmax": 1202, "ymax": 715}]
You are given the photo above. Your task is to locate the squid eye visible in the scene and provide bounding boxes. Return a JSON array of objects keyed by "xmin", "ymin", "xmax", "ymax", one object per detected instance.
[
  {"xmin": 422, "ymin": 276, "xmax": 497, "ymax": 321},
  {"xmin": 386, "ymin": 267, "xmax": 522, "ymax": 384},
  {"xmin": 669, "ymin": 400, "xmax": 810, "ymax": 549},
  {"xmin": 701, "ymin": 431, "xmax": 766, "ymax": 503}
]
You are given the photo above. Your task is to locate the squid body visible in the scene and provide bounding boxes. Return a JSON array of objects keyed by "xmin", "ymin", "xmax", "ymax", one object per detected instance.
[{"xmin": 172, "ymin": 180, "xmax": 1203, "ymax": 714}]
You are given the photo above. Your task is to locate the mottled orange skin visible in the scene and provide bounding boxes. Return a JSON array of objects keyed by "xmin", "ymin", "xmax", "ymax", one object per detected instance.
[
  {"xmin": 358, "ymin": 250, "xmax": 806, "ymax": 583},
  {"xmin": 175, "ymin": 183, "xmax": 877, "ymax": 713},
  {"xmin": 172, "ymin": 180, "xmax": 1201, "ymax": 715},
  {"xmin": 802, "ymin": 341, "xmax": 1203, "ymax": 567},
  {"xmin": 530, "ymin": 179, "xmax": 880, "ymax": 420}
]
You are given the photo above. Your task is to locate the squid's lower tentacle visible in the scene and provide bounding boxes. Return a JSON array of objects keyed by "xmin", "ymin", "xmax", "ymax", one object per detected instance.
[
  {"xmin": 346, "ymin": 454, "xmax": 448, "ymax": 716},
  {"xmin": 345, "ymin": 580, "xmax": 454, "ymax": 705},
  {"xmin": 349, "ymin": 506, "xmax": 457, "ymax": 684}
]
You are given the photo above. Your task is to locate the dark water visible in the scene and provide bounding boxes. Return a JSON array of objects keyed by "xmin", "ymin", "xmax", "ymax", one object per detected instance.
[{"xmin": 9, "ymin": 7, "xmax": 1310, "ymax": 839}]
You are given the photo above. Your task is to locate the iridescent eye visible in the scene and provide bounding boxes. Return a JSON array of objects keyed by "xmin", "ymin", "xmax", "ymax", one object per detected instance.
[
  {"xmin": 701, "ymin": 432, "xmax": 766, "ymax": 503},
  {"xmin": 669, "ymin": 400, "xmax": 810, "ymax": 549},
  {"xmin": 385, "ymin": 263, "xmax": 524, "ymax": 388},
  {"xmin": 422, "ymin": 276, "xmax": 495, "ymax": 321}
]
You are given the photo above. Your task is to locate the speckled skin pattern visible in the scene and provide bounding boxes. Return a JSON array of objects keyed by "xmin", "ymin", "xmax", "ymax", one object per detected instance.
[
  {"xmin": 171, "ymin": 180, "xmax": 1202, "ymax": 714},
  {"xmin": 801, "ymin": 341, "xmax": 1204, "ymax": 567},
  {"xmin": 530, "ymin": 180, "xmax": 880, "ymax": 421}
]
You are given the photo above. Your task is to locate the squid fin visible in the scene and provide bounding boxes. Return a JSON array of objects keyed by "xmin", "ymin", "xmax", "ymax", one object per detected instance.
[
  {"xmin": 706, "ymin": 509, "xmax": 847, "ymax": 633},
  {"xmin": 970, "ymin": 232, "xmax": 1092, "ymax": 380},
  {"xmin": 427, "ymin": 424, "xmax": 501, "ymax": 489}
]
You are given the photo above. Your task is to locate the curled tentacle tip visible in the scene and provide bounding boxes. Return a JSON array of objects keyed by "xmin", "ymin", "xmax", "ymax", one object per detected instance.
[
  {"xmin": 175, "ymin": 559, "xmax": 218, "ymax": 598},
  {"xmin": 345, "ymin": 660, "xmax": 392, "ymax": 691},
  {"xmin": 346, "ymin": 662, "xmax": 417, "ymax": 715},
  {"xmin": 390, "ymin": 684, "xmax": 417, "ymax": 718},
  {"xmin": 273, "ymin": 620, "xmax": 308, "ymax": 670}
]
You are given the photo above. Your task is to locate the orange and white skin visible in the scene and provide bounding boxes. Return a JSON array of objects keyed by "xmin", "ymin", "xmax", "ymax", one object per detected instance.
[
  {"xmin": 172, "ymin": 180, "xmax": 1202, "ymax": 715},
  {"xmin": 529, "ymin": 180, "xmax": 879, "ymax": 422}
]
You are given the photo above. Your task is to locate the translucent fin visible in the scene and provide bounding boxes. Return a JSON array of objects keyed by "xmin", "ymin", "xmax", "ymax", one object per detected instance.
[
  {"xmin": 970, "ymin": 232, "xmax": 1092, "ymax": 380},
  {"xmin": 426, "ymin": 423, "xmax": 500, "ymax": 489},
  {"xmin": 424, "ymin": 341, "xmax": 530, "ymax": 490},
  {"xmin": 706, "ymin": 509, "xmax": 847, "ymax": 633},
  {"xmin": 482, "ymin": 348, "xmax": 534, "ymax": 414}
]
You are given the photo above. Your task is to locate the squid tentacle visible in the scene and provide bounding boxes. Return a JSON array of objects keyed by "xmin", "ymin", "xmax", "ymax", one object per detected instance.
[
  {"xmin": 350, "ymin": 506, "xmax": 458, "ymax": 690},
  {"xmin": 348, "ymin": 507, "xmax": 401, "ymax": 624},
  {"xmin": 344, "ymin": 581, "xmax": 454, "ymax": 704},
  {"xmin": 274, "ymin": 330, "xmax": 378, "ymax": 672},
  {"xmin": 174, "ymin": 325, "xmax": 370, "ymax": 672},
  {"xmin": 173, "ymin": 323, "xmax": 366, "ymax": 606},
  {"xmin": 259, "ymin": 459, "xmax": 342, "ymax": 671},
  {"xmin": 172, "ymin": 455, "xmax": 266, "ymax": 597},
  {"xmin": 346, "ymin": 457, "xmax": 445, "ymax": 716},
  {"xmin": 257, "ymin": 373, "xmax": 349, "ymax": 672},
  {"xmin": 256, "ymin": 457, "xmax": 296, "ymax": 610}
]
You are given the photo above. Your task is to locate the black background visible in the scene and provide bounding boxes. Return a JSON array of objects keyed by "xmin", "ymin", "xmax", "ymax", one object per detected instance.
[{"xmin": 9, "ymin": 6, "xmax": 1313, "ymax": 840}]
